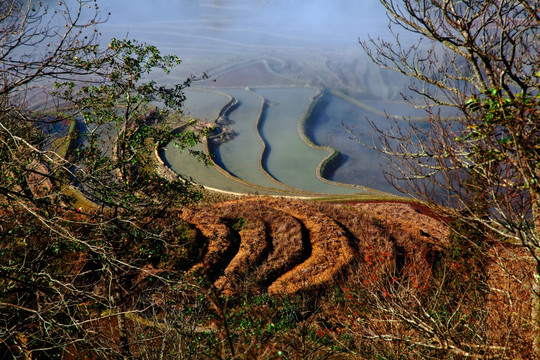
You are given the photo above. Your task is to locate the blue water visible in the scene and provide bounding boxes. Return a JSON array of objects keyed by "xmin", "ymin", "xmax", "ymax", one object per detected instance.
[{"xmin": 306, "ymin": 94, "xmax": 413, "ymax": 194}]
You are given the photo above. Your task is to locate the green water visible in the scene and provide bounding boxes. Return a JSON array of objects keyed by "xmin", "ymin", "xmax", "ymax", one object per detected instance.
[
  {"xmin": 162, "ymin": 87, "xmax": 371, "ymax": 195},
  {"xmin": 161, "ymin": 143, "xmax": 268, "ymax": 194},
  {"xmin": 212, "ymin": 88, "xmax": 290, "ymax": 190},
  {"xmin": 182, "ymin": 89, "xmax": 230, "ymax": 121},
  {"xmin": 255, "ymin": 87, "xmax": 359, "ymax": 194}
]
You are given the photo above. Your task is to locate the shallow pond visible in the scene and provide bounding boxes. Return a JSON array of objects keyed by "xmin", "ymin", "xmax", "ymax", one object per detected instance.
[
  {"xmin": 210, "ymin": 88, "xmax": 290, "ymax": 190},
  {"xmin": 160, "ymin": 143, "xmax": 270, "ymax": 194},
  {"xmin": 306, "ymin": 94, "xmax": 410, "ymax": 194},
  {"xmin": 163, "ymin": 86, "xmax": 368, "ymax": 195},
  {"xmin": 255, "ymin": 87, "xmax": 359, "ymax": 194},
  {"xmin": 182, "ymin": 90, "xmax": 231, "ymax": 122}
]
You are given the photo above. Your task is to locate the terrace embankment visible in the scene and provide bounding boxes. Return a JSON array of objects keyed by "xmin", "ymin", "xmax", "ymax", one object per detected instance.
[
  {"xmin": 159, "ymin": 60, "xmax": 413, "ymax": 196},
  {"xmin": 171, "ymin": 197, "xmax": 449, "ymax": 296}
]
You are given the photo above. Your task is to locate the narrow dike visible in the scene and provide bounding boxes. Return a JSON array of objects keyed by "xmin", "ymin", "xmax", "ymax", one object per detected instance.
[
  {"xmin": 196, "ymin": 89, "xmax": 317, "ymax": 196},
  {"xmin": 299, "ymin": 89, "xmax": 342, "ymax": 179},
  {"xmin": 246, "ymin": 88, "xmax": 312, "ymax": 193},
  {"xmin": 157, "ymin": 87, "xmax": 385, "ymax": 197},
  {"xmin": 298, "ymin": 88, "xmax": 376, "ymax": 193}
]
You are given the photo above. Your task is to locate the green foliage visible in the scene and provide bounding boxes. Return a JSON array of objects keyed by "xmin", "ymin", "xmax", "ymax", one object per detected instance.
[
  {"xmin": 224, "ymin": 216, "xmax": 247, "ymax": 231},
  {"xmin": 0, "ymin": 5, "xmax": 209, "ymax": 358},
  {"xmin": 51, "ymin": 38, "xmax": 208, "ymax": 212},
  {"xmin": 463, "ymin": 90, "xmax": 539, "ymax": 168}
]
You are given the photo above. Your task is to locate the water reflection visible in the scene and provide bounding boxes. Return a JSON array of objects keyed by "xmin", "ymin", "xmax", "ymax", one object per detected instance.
[{"xmin": 38, "ymin": 0, "xmax": 428, "ymax": 195}]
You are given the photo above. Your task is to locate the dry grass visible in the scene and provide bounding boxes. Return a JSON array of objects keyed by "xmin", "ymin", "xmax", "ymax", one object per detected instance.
[
  {"xmin": 173, "ymin": 197, "xmax": 450, "ymax": 297},
  {"xmin": 8, "ymin": 196, "xmax": 534, "ymax": 359}
]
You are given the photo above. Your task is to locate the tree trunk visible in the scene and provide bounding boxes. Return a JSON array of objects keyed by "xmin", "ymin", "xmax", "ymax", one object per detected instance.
[
  {"xmin": 531, "ymin": 187, "xmax": 540, "ymax": 357},
  {"xmin": 533, "ymin": 263, "xmax": 540, "ymax": 357}
]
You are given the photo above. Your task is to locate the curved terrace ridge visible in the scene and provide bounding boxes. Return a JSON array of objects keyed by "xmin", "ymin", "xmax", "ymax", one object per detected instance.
[
  {"xmin": 158, "ymin": 89, "xmax": 344, "ymax": 197},
  {"xmin": 202, "ymin": 88, "xmax": 322, "ymax": 196},
  {"xmin": 246, "ymin": 87, "xmax": 310, "ymax": 192},
  {"xmin": 296, "ymin": 88, "xmax": 382, "ymax": 194},
  {"xmin": 159, "ymin": 60, "xmax": 402, "ymax": 196},
  {"xmin": 163, "ymin": 86, "xmax": 387, "ymax": 196}
]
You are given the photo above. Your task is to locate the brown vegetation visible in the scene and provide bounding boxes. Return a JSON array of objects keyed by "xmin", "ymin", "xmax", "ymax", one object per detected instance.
[
  {"xmin": 2, "ymin": 195, "xmax": 535, "ymax": 359},
  {"xmin": 173, "ymin": 197, "xmax": 446, "ymax": 296}
]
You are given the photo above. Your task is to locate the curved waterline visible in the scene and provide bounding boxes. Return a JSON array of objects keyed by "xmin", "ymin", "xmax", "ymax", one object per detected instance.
[
  {"xmin": 161, "ymin": 88, "xmax": 357, "ymax": 196},
  {"xmin": 197, "ymin": 62, "xmax": 385, "ymax": 194},
  {"xmin": 160, "ymin": 60, "xmax": 411, "ymax": 196},
  {"xmin": 297, "ymin": 89, "xmax": 377, "ymax": 193},
  {"xmin": 247, "ymin": 87, "xmax": 307, "ymax": 192}
]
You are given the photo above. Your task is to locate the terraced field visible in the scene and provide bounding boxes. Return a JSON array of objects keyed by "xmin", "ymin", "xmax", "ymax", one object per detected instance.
[
  {"xmin": 173, "ymin": 197, "xmax": 448, "ymax": 296},
  {"xmin": 161, "ymin": 61, "xmax": 403, "ymax": 197},
  {"xmin": 97, "ymin": 0, "xmax": 421, "ymax": 196}
]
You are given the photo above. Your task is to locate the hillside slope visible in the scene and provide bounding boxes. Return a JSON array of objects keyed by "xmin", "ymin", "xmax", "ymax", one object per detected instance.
[
  {"xmin": 175, "ymin": 197, "xmax": 448, "ymax": 295},
  {"xmin": 2, "ymin": 197, "xmax": 533, "ymax": 359}
]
